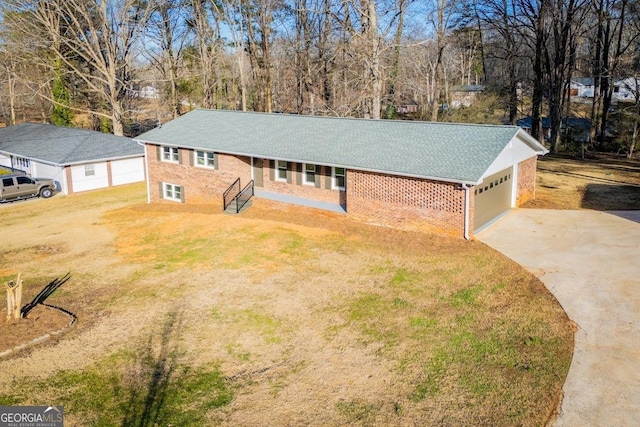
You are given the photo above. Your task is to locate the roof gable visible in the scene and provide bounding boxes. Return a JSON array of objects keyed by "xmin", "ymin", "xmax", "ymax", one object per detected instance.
[
  {"xmin": 136, "ymin": 109, "xmax": 547, "ymax": 184},
  {"xmin": 0, "ymin": 123, "xmax": 144, "ymax": 166}
]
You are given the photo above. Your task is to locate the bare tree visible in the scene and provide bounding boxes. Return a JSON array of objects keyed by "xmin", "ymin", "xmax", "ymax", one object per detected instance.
[
  {"xmin": 237, "ymin": 0, "xmax": 280, "ymax": 112},
  {"xmin": 473, "ymin": 0, "xmax": 522, "ymax": 124},
  {"xmin": 221, "ymin": 0, "xmax": 250, "ymax": 111},
  {"xmin": 188, "ymin": 0, "xmax": 225, "ymax": 109},
  {"xmin": 589, "ymin": 0, "xmax": 639, "ymax": 146},
  {"xmin": 427, "ymin": 0, "xmax": 458, "ymax": 121},
  {"xmin": 0, "ymin": 48, "xmax": 19, "ymax": 126},
  {"xmin": 3, "ymin": 0, "xmax": 151, "ymax": 135},
  {"xmin": 146, "ymin": 0, "xmax": 191, "ymax": 119}
]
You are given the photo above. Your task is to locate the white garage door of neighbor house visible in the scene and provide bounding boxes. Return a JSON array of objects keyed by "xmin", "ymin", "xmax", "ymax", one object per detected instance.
[{"xmin": 474, "ymin": 167, "xmax": 513, "ymax": 231}]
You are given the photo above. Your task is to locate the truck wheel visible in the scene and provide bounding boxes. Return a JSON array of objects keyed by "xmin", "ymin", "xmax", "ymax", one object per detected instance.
[{"xmin": 40, "ymin": 188, "xmax": 53, "ymax": 198}]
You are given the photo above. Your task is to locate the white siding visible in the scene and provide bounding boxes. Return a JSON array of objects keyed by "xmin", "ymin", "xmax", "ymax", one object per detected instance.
[
  {"xmin": 0, "ymin": 154, "xmax": 11, "ymax": 168},
  {"xmin": 32, "ymin": 162, "xmax": 67, "ymax": 193},
  {"xmin": 482, "ymin": 135, "xmax": 539, "ymax": 178},
  {"xmin": 111, "ymin": 157, "xmax": 145, "ymax": 186},
  {"xmin": 71, "ymin": 162, "xmax": 109, "ymax": 192}
]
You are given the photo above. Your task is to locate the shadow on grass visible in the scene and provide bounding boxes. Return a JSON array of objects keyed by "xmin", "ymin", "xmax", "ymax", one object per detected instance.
[
  {"xmin": 581, "ymin": 183, "xmax": 640, "ymax": 210},
  {"xmin": 21, "ymin": 273, "xmax": 71, "ymax": 318},
  {"xmin": 120, "ymin": 310, "xmax": 182, "ymax": 427}
]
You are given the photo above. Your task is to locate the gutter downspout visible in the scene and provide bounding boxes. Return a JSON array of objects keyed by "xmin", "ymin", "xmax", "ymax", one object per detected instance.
[
  {"xmin": 136, "ymin": 141, "xmax": 151, "ymax": 203},
  {"xmin": 461, "ymin": 183, "xmax": 471, "ymax": 240}
]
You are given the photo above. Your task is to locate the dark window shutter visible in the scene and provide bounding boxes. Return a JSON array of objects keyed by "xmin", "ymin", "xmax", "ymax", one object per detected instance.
[
  {"xmin": 178, "ymin": 148, "xmax": 183, "ymax": 164},
  {"xmin": 189, "ymin": 150, "xmax": 195, "ymax": 166},
  {"xmin": 157, "ymin": 145, "xmax": 162, "ymax": 162},
  {"xmin": 314, "ymin": 165, "xmax": 321, "ymax": 188},
  {"xmin": 286, "ymin": 162, "xmax": 292, "ymax": 183},
  {"xmin": 325, "ymin": 166, "xmax": 332, "ymax": 189},
  {"xmin": 296, "ymin": 163, "xmax": 302, "ymax": 185},
  {"xmin": 180, "ymin": 186, "xmax": 185, "ymax": 203},
  {"xmin": 214, "ymin": 153, "xmax": 219, "ymax": 169},
  {"xmin": 269, "ymin": 160, "xmax": 275, "ymax": 180},
  {"xmin": 159, "ymin": 182, "xmax": 164, "ymax": 198}
]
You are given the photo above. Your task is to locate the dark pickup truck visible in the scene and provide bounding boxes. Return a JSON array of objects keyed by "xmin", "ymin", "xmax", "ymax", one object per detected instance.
[{"xmin": 0, "ymin": 174, "xmax": 56, "ymax": 203}]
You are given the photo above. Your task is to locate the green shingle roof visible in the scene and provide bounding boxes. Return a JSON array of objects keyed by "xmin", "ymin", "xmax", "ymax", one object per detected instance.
[
  {"xmin": 135, "ymin": 109, "xmax": 545, "ymax": 184},
  {"xmin": 0, "ymin": 123, "xmax": 144, "ymax": 166}
]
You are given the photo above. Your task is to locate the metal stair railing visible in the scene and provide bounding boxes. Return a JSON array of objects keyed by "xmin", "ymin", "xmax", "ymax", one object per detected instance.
[
  {"xmin": 223, "ymin": 178, "xmax": 241, "ymax": 211},
  {"xmin": 233, "ymin": 180, "xmax": 254, "ymax": 213}
]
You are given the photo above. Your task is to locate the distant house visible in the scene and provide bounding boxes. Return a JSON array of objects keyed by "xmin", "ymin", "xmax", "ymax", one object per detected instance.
[
  {"xmin": 517, "ymin": 117, "xmax": 551, "ymax": 140},
  {"xmin": 569, "ymin": 78, "xmax": 595, "ymax": 98},
  {"xmin": 613, "ymin": 78, "xmax": 640, "ymax": 103},
  {"xmin": 517, "ymin": 116, "xmax": 590, "ymax": 142},
  {"xmin": 451, "ymin": 85, "xmax": 485, "ymax": 108},
  {"xmin": 139, "ymin": 86, "xmax": 161, "ymax": 99},
  {"xmin": 0, "ymin": 123, "xmax": 146, "ymax": 194},
  {"xmin": 394, "ymin": 101, "xmax": 420, "ymax": 114},
  {"xmin": 563, "ymin": 117, "xmax": 591, "ymax": 142},
  {"xmin": 134, "ymin": 109, "xmax": 548, "ymax": 239}
]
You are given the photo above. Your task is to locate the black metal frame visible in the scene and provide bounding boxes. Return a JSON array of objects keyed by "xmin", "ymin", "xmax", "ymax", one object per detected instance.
[
  {"xmin": 223, "ymin": 177, "xmax": 241, "ymax": 210},
  {"xmin": 223, "ymin": 178, "xmax": 254, "ymax": 213}
]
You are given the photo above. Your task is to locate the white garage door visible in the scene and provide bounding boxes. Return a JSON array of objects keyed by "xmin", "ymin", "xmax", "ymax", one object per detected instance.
[
  {"xmin": 474, "ymin": 167, "xmax": 513, "ymax": 231},
  {"xmin": 71, "ymin": 162, "xmax": 109, "ymax": 193},
  {"xmin": 111, "ymin": 157, "xmax": 145, "ymax": 186}
]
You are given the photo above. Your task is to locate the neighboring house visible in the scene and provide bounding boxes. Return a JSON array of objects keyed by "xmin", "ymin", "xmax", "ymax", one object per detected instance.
[
  {"xmin": 134, "ymin": 109, "xmax": 547, "ymax": 239},
  {"xmin": 394, "ymin": 101, "xmax": 420, "ymax": 114},
  {"xmin": 139, "ymin": 86, "xmax": 161, "ymax": 99},
  {"xmin": 517, "ymin": 116, "xmax": 590, "ymax": 143},
  {"xmin": 516, "ymin": 117, "xmax": 552, "ymax": 140},
  {"xmin": 569, "ymin": 78, "xmax": 595, "ymax": 98},
  {"xmin": 564, "ymin": 117, "xmax": 591, "ymax": 142},
  {"xmin": 613, "ymin": 77, "xmax": 640, "ymax": 103},
  {"xmin": 451, "ymin": 85, "xmax": 485, "ymax": 108},
  {"xmin": 0, "ymin": 123, "xmax": 146, "ymax": 195}
]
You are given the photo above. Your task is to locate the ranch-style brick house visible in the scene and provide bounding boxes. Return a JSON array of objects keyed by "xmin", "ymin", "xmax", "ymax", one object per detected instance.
[{"xmin": 134, "ymin": 109, "xmax": 548, "ymax": 239}]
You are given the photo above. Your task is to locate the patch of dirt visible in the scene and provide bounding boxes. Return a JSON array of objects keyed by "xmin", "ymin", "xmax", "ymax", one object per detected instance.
[
  {"xmin": 1, "ymin": 305, "xmax": 73, "ymax": 353},
  {"xmin": 524, "ymin": 154, "xmax": 640, "ymax": 210}
]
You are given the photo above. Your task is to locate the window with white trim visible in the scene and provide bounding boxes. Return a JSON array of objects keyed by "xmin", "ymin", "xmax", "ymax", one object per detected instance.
[
  {"xmin": 304, "ymin": 163, "xmax": 316, "ymax": 185},
  {"xmin": 276, "ymin": 160, "xmax": 288, "ymax": 181},
  {"xmin": 162, "ymin": 146, "xmax": 179, "ymax": 163},
  {"xmin": 333, "ymin": 167, "xmax": 346, "ymax": 190},
  {"xmin": 84, "ymin": 164, "xmax": 95, "ymax": 176},
  {"xmin": 12, "ymin": 156, "xmax": 30, "ymax": 169},
  {"xmin": 163, "ymin": 182, "xmax": 183, "ymax": 202},
  {"xmin": 195, "ymin": 150, "xmax": 215, "ymax": 168}
]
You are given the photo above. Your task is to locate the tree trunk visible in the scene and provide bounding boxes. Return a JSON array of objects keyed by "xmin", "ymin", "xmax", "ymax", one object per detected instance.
[
  {"xmin": 530, "ymin": 0, "xmax": 547, "ymax": 143},
  {"xmin": 628, "ymin": 102, "xmax": 639, "ymax": 159},
  {"xmin": 385, "ymin": 0, "xmax": 406, "ymax": 119},
  {"xmin": 8, "ymin": 73, "xmax": 16, "ymax": 126}
]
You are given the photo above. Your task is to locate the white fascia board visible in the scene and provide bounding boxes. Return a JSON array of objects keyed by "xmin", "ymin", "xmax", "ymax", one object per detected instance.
[{"xmin": 479, "ymin": 134, "xmax": 543, "ymax": 182}]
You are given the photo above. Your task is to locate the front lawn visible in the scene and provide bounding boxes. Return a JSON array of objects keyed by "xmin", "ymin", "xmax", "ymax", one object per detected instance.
[{"xmin": 0, "ymin": 183, "xmax": 572, "ymax": 425}]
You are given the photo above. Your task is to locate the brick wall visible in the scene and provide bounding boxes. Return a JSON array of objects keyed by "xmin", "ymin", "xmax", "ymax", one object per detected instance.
[
  {"xmin": 147, "ymin": 146, "xmax": 472, "ymax": 238},
  {"xmin": 64, "ymin": 166, "xmax": 73, "ymax": 194},
  {"xmin": 516, "ymin": 156, "xmax": 538, "ymax": 206},
  {"xmin": 260, "ymin": 161, "xmax": 343, "ymax": 205},
  {"xmin": 346, "ymin": 170, "xmax": 468, "ymax": 238},
  {"xmin": 147, "ymin": 144, "xmax": 252, "ymax": 205}
]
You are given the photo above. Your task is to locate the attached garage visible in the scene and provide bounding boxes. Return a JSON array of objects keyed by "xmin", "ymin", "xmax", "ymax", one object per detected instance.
[
  {"xmin": 474, "ymin": 167, "xmax": 513, "ymax": 231},
  {"xmin": 472, "ymin": 131, "xmax": 547, "ymax": 233}
]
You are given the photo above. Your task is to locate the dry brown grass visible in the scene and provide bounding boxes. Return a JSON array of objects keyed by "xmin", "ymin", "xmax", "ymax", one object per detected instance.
[
  {"xmin": 0, "ymin": 182, "xmax": 573, "ymax": 426},
  {"xmin": 524, "ymin": 154, "xmax": 640, "ymax": 210}
]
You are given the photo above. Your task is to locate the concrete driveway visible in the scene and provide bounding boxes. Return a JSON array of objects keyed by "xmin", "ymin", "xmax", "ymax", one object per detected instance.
[{"xmin": 478, "ymin": 209, "xmax": 640, "ymax": 426}]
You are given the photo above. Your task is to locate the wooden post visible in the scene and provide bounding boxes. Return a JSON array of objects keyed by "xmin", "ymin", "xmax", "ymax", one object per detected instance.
[
  {"xmin": 5, "ymin": 282, "xmax": 13, "ymax": 321},
  {"xmin": 5, "ymin": 273, "xmax": 23, "ymax": 320},
  {"xmin": 14, "ymin": 273, "xmax": 22, "ymax": 320}
]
